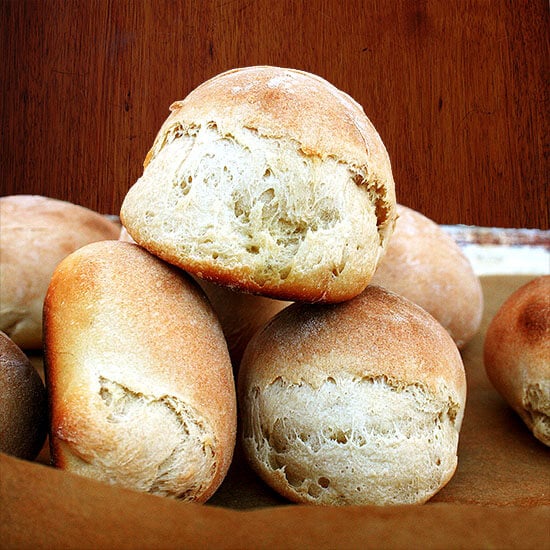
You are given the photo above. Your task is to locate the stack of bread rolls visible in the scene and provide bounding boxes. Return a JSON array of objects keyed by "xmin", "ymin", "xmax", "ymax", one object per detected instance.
[
  {"xmin": 117, "ymin": 65, "xmax": 470, "ymax": 505},
  {"xmin": 3, "ymin": 66, "xmax": 492, "ymax": 506}
]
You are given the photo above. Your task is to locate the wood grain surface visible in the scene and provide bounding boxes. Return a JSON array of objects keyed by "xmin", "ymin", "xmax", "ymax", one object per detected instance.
[{"xmin": 1, "ymin": 0, "xmax": 548, "ymax": 228}]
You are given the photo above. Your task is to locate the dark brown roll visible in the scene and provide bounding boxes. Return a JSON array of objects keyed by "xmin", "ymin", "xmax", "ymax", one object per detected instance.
[{"xmin": 0, "ymin": 331, "xmax": 48, "ymax": 460}]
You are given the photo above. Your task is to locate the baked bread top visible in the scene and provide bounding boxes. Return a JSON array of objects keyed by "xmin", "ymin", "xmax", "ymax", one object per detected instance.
[
  {"xmin": 121, "ymin": 66, "xmax": 396, "ymax": 303},
  {"xmin": 239, "ymin": 285, "xmax": 466, "ymax": 401}
]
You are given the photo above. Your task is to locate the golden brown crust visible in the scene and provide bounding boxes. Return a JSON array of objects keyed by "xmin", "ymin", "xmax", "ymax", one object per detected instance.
[
  {"xmin": 240, "ymin": 285, "xmax": 466, "ymax": 396},
  {"xmin": 154, "ymin": 66, "xmax": 394, "ymax": 186},
  {"xmin": 121, "ymin": 226, "xmax": 290, "ymax": 369},
  {"xmin": 517, "ymin": 299, "xmax": 549, "ymax": 346},
  {"xmin": 0, "ymin": 195, "xmax": 120, "ymax": 349},
  {"xmin": 370, "ymin": 204, "xmax": 483, "ymax": 348},
  {"xmin": 0, "ymin": 331, "xmax": 48, "ymax": 460},
  {"xmin": 121, "ymin": 227, "xmax": 291, "ymax": 369},
  {"xmin": 44, "ymin": 240, "xmax": 237, "ymax": 501},
  {"xmin": 484, "ymin": 275, "xmax": 550, "ymax": 446}
]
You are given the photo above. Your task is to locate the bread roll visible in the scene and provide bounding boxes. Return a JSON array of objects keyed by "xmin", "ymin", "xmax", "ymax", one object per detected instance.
[
  {"xmin": 44, "ymin": 240, "xmax": 237, "ymax": 501},
  {"xmin": 0, "ymin": 195, "xmax": 120, "ymax": 349},
  {"xmin": 0, "ymin": 331, "xmax": 48, "ymax": 460},
  {"xmin": 193, "ymin": 280, "xmax": 291, "ymax": 369},
  {"xmin": 370, "ymin": 204, "xmax": 483, "ymax": 348},
  {"xmin": 238, "ymin": 286, "xmax": 466, "ymax": 505},
  {"xmin": 484, "ymin": 276, "xmax": 549, "ymax": 446},
  {"xmin": 121, "ymin": 66, "xmax": 396, "ymax": 303}
]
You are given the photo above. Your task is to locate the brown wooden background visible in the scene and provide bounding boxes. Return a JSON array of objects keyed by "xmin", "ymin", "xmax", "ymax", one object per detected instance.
[{"xmin": 1, "ymin": 0, "xmax": 548, "ymax": 228}]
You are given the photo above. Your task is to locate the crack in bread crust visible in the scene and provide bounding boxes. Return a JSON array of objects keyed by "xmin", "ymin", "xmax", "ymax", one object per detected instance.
[
  {"xmin": 242, "ymin": 375, "xmax": 462, "ymax": 505},
  {"xmin": 123, "ymin": 124, "xmax": 387, "ymax": 297},
  {"xmin": 523, "ymin": 382, "xmax": 550, "ymax": 446},
  {"xmin": 57, "ymin": 376, "xmax": 218, "ymax": 500}
]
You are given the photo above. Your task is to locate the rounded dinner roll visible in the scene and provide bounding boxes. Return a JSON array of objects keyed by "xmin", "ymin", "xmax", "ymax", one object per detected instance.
[
  {"xmin": 120, "ymin": 225, "xmax": 291, "ymax": 368},
  {"xmin": 121, "ymin": 66, "xmax": 396, "ymax": 303},
  {"xmin": 238, "ymin": 286, "xmax": 467, "ymax": 506},
  {"xmin": 484, "ymin": 276, "xmax": 549, "ymax": 446},
  {"xmin": 0, "ymin": 331, "xmax": 48, "ymax": 460},
  {"xmin": 44, "ymin": 240, "xmax": 237, "ymax": 501},
  {"xmin": 370, "ymin": 204, "xmax": 483, "ymax": 348},
  {"xmin": 0, "ymin": 195, "xmax": 120, "ymax": 349}
]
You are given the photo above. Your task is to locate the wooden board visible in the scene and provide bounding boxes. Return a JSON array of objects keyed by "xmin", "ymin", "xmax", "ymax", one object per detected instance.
[{"xmin": 0, "ymin": 0, "xmax": 548, "ymax": 229}]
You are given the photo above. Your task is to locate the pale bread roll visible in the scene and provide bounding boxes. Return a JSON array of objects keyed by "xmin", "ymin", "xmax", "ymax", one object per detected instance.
[
  {"xmin": 193, "ymin": 279, "xmax": 291, "ymax": 369},
  {"xmin": 44, "ymin": 240, "xmax": 237, "ymax": 501},
  {"xmin": 120, "ymin": 66, "xmax": 396, "ymax": 303},
  {"xmin": 120, "ymin": 225, "xmax": 291, "ymax": 368},
  {"xmin": 0, "ymin": 331, "xmax": 48, "ymax": 460},
  {"xmin": 370, "ymin": 204, "xmax": 483, "ymax": 348},
  {"xmin": 0, "ymin": 195, "xmax": 120, "ymax": 349},
  {"xmin": 484, "ymin": 275, "xmax": 549, "ymax": 446},
  {"xmin": 238, "ymin": 285, "xmax": 466, "ymax": 505}
]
